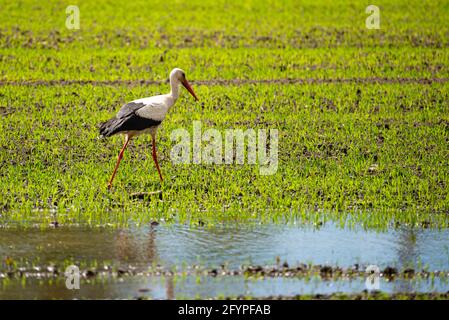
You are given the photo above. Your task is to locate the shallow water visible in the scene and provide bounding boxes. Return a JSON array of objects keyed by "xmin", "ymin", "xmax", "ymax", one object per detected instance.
[
  {"xmin": 1, "ymin": 275, "xmax": 448, "ymax": 299},
  {"xmin": 1, "ymin": 223, "xmax": 448, "ymax": 270},
  {"xmin": 1, "ymin": 222, "xmax": 449, "ymax": 298}
]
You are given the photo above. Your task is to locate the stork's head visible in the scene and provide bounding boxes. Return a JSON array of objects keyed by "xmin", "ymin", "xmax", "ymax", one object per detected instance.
[{"xmin": 170, "ymin": 68, "xmax": 199, "ymax": 101}]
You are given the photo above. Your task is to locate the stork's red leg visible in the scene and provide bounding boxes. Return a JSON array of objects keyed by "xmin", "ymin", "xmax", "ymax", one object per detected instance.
[
  {"xmin": 107, "ymin": 135, "xmax": 131, "ymax": 189},
  {"xmin": 151, "ymin": 135, "xmax": 163, "ymax": 182}
]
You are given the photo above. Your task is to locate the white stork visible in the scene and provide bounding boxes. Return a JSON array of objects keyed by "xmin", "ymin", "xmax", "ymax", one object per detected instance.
[{"xmin": 99, "ymin": 68, "xmax": 198, "ymax": 189}]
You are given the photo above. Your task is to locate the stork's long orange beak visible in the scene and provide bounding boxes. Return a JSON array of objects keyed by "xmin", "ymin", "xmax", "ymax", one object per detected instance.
[{"xmin": 181, "ymin": 79, "xmax": 199, "ymax": 101}]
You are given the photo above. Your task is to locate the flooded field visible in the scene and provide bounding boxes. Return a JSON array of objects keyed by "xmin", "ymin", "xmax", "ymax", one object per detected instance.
[
  {"xmin": 1, "ymin": 222, "xmax": 448, "ymax": 299},
  {"xmin": 1, "ymin": 0, "xmax": 448, "ymax": 303}
]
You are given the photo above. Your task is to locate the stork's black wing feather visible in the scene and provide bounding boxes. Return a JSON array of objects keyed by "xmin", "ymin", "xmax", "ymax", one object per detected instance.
[
  {"xmin": 116, "ymin": 102, "xmax": 146, "ymax": 118},
  {"xmin": 99, "ymin": 102, "xmax": 161, "ymax": 137}
]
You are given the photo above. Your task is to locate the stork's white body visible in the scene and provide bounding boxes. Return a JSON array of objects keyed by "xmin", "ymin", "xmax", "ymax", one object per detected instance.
[{"xmin": 133, "ymin": 95, "xmax": 173, "ymax": 122}]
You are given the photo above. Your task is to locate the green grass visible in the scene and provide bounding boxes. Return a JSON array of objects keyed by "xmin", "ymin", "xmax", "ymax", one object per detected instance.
[
  {"xmin": 0, "ymin": 0, "xmax": 448, "ymax": 228},
  {"xmin": 2, "ymin": 47, "xmax": 449, "ymax": 81}
]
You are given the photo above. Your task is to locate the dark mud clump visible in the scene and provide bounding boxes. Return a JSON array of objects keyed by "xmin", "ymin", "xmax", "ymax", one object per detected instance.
[
  {"xmin": 382, "ymin": 266, "xmax": 398, "ymax": 278},
  {"xmin": 1, "ymin": 263, "xmax": 447, "ymax": 281},
  {"xmin": 229, "ymin": 291, "xmax": 449, "ymax": 300}
]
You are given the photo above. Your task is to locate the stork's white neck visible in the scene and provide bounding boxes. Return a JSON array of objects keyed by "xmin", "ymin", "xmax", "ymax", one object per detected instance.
[{"xmin": 169, "ymin": 78, "xmax": 181, "ymax": 100}]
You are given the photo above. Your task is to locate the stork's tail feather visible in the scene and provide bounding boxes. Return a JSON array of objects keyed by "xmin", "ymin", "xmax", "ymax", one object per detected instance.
[{"xmin": 99, "ymin": 118, "xmax": 123, "ymax": 137}]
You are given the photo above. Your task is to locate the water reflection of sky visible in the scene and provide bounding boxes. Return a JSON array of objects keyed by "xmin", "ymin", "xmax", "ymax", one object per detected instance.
[{"xmin": 1, "ymin": 223, "xmax": 449, "ymax": 270}]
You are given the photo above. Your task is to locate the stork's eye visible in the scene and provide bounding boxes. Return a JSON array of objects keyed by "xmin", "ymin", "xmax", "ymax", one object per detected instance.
[{"xmin": 181, "ymin": 72, "xmax": 186, "ymax": 78}]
